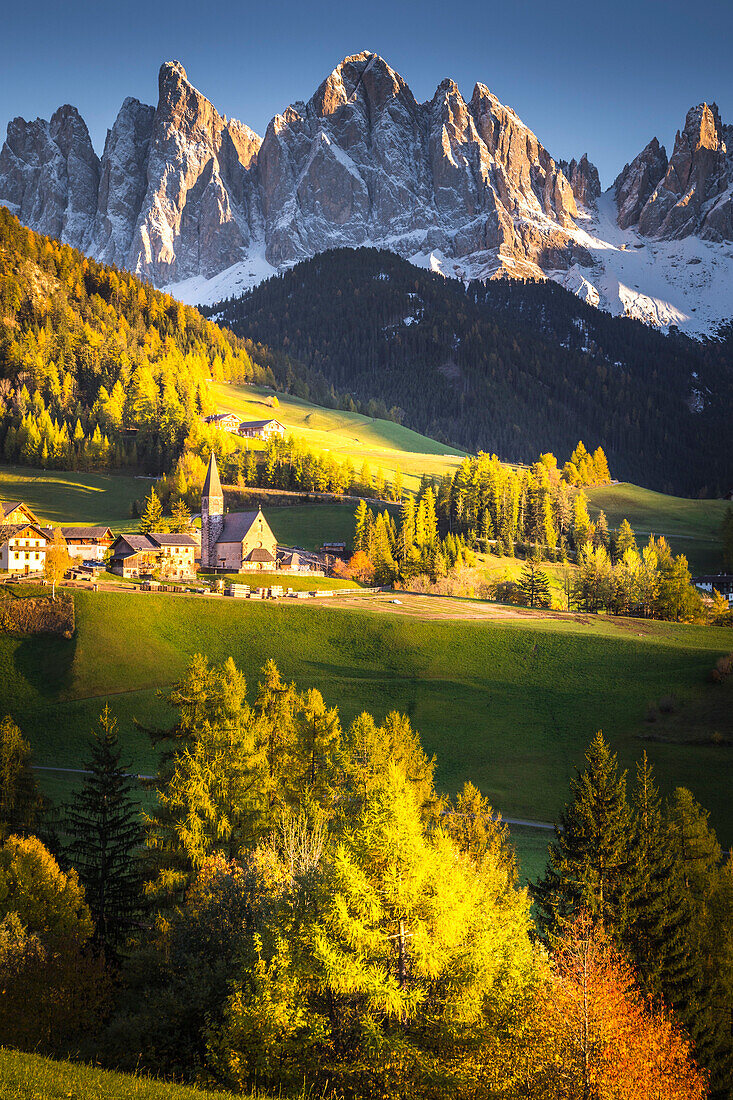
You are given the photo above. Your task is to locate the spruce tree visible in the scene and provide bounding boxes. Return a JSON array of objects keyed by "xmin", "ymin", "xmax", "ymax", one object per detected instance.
[
  {"xmin": 169, "ymin": 498, "xmax": 191, "ymax": 533},
  {"xmin": 533, "ymin": 731, "xmax": 633, "ymax": 940},
  {"xmin": 594, "ymin": 510, "xmax": 610, "ymax": 549},
  {"xmin": 666, "ymin": 788, "xmax": 733, "ymax": 1096},
  {"xmin": 518, "ymin": 557, "xmax": 551, "ymax": 608},
  {"xmin": 613, "ymin": 517, "xmax": 638, "ymax": 560},
  {"xmin": 138, "ymin": 487, "xmax": 164, "ymax": 533},
  {"xmin": 65, "ymin": 706, "xmax": 144, "ymax": 955},
  {"xmin": 625, "ymin": 754, "xmax": 696, "ymax": 1011}
]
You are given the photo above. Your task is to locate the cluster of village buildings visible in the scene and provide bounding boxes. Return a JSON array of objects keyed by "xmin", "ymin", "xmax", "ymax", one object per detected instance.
[
  {"xmin": 203, "ymin": 413, "xmax": 286, "ymax": 440},
  {"xmin": 0, "ymin": 454, "xmax": 328, "ymax": 584}
]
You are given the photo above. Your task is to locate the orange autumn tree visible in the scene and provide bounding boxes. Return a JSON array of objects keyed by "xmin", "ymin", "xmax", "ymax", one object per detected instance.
[
  {"xmin": 522, "ymin": 912, "xmax": 706, "ymax": 1100},
  {"xmin": 333, "ymin": 549, "xmax": 375, "ymax": 584}
]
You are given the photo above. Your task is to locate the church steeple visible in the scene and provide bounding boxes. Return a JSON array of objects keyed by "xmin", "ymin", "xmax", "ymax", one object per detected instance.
[
  {"xmin": 202, "ymin": 450, "xmax": 223, "ymax": 505},
  {"xmin": 201, "ymin": 451, "xmax": 224, "ymax": 569}
]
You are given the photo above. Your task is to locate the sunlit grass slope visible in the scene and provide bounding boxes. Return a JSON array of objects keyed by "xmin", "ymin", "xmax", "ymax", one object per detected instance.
[
  {"xmin": 587, "ymin": 482, "xmax": 727, "ymax": 573},
  {"xmin": 0, "ymin": 465, "xmax": 148, "ymax": 532},
  {"xmin": 3, "ymin": 589, "xmax": 731, "ymax": 847},
  {"xmin": 211, "ymin": 381, "xmax": 466, "ymax": 490},
  {"xmin": 0, "ymin": 1048, "xmax": 262, "ymax": 1100}
]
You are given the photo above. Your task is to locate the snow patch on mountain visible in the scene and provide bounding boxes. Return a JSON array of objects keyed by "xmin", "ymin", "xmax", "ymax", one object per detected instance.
[
  {"xmin": 549, "ymin": 191, "xmax": 733, "ymax": 335},
  {"xmin": 163, "ymin": 251, "xmax": 277, "ymax": 306}
]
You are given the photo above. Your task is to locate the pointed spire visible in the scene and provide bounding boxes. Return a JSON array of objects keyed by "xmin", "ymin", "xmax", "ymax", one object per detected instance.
[{"xmin": 202, "ymin": 450, "xmax": 222, "ymax": 500}]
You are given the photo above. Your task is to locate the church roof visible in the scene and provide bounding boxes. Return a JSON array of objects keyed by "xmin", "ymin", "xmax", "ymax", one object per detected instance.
[
  {"xmin": 202, "ymin": 451, "xmax": 223, "ymax": 500},
  {"xmin": 215, "ymin": 511, "xmax": 261, "ymax": 544},
  {"xmin": 247, "ymin": 547, "xmax": 275, "ymax": 562}
]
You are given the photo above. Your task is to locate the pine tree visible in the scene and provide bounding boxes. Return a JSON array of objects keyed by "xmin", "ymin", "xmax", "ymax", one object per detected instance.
[
  {"xmin": 65, "ymin": 706, "xmax": 144, "ymax": 955},
  {"xmin": 572, "ymin": 492, "xmax": 591, "ymax": 552},
  {"xmin": 665, "ymin": 788, "xmax": 733, "ymax": 1093},
  {"xmin": 353, "ymin": 499, "xmax": 369, "ymax": 554},
  {"xmin": 518, "ymin": 557, "xmax": 551, "ymax": 608},
  {"xmin": 614, "ymin": 517, "xmax": 638, "ymax": 560},
  {"xmin": 593, "ymin": 446, "xmax": 611, "ymax": 483},
  {"xmin": 169, "ymin": 498, "xmax": 191, "ymax": 533},
  {"xmin": 138, "ymin": 487, "xmax": 164, "ymax": 533},
  {"xmin": 594, "ymin": 509, "xmax": 610, "ymax": 549},
  {"xmin": 625, "ymin": 754, "xmax": 696, "ymax": 1012},
  {"xmin": 534, "ymin": 732, "xmax": 633, "ymax": 940}
]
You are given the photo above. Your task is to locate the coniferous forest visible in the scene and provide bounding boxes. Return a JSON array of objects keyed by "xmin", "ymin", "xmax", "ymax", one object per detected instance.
[{"xmin": 209, "ymin": 248, "xmax": 733, "ymax": 497}]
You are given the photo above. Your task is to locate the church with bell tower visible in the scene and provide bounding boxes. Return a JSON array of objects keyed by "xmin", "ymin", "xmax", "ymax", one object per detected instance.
[{"xmin": 200, "ymin": 451, "xmax": 278, "ymax": 572}]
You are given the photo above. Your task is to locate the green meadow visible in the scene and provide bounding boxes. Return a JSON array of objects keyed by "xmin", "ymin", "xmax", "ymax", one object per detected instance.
[
  {"xmin": 211, "ymin": 381, "xmax": 466, "ymax": 491},
  {"xmin": 264, "ymin": 503, "xmax": 357, "ymax": 552},
  {"xmin": 0, "ymin": 465, "xmax": 149, "ymax": 532},
  {"xmin": 586, "ymin": 482, "xmax": 727, "ymax": 573},
  {"xmin": 2, "ymin": 589, "xmax": 731, "ymax": 861},
  {"xmin": 0, "ymin": 1048, "xmax": 261, "ymax": 1100}
]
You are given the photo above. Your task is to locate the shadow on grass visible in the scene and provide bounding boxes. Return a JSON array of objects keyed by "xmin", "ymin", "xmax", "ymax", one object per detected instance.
[{"xmin": 13, "ymin": 631, "xmax": 77, "ymax": 700}]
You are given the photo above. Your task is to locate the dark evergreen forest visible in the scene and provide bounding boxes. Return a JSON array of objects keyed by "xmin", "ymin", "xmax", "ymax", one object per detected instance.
[{"xmin": 208, "ymin": 248, "xmax": 733, "ymax": 496}]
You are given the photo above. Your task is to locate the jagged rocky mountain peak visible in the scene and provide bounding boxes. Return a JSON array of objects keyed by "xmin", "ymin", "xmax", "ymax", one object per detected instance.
[
  {"xmin": 1, "ymin": 57, "xmax": 732, "ymax": 333},
  {"xmin": 614, "ymin": 101, "xmax": 732, "ymax": 241},
  {"xmin": 612, "ymin": 136, "xmax": 668, "ymax": 229},
  {"xmin": 559, "ymin": 153, "xmax": 601, "ymax": 208}
]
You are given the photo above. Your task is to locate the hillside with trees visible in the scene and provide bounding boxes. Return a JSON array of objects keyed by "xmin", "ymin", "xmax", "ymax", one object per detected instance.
[
  {"xmin": 0, "ymin": 659, "xmax": 723, "ymax": 1098},
  {"xmin": 209, "ymin": 248, "xmax": 733, "ymax": 497},
  {"xmin": 0, "ymin": 208, "xmax": 278, "ymax": 476}
]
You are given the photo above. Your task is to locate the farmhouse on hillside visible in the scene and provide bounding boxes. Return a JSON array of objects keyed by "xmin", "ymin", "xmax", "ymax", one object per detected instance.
[
  {"xmin": 201, "ymin": 452, "xmax": 278, "ymax": 572},
  {"xmin": 0, "ymin": 500, "xmax": 41, "ymax": 525},
  {"xmin": 109, "ymin": 532, "xmax": 197, "ymax": 579},
  {"xmin": 237, "ymin": 419, "xmax": 286, "ymax": 441},
  {"xmin": 40, "ymin": 526, "xmax": 114, "ymax": 563},
  {"xmin": 694, "ymin": 574, "xmax": 733, "ymax": 606},
  {"xmin": 203, "ymin": 412, "xmax": 242, "ymax": 433},
  {"xmin": 0, "ymin": 523, "xmax": 49, "ymax": 574}
]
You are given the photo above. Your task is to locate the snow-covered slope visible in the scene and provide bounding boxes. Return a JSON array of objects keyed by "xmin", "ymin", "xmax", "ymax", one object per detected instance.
[{"xmin": 550, "ymin": 192, "xmax": 733, "ymax": 335}]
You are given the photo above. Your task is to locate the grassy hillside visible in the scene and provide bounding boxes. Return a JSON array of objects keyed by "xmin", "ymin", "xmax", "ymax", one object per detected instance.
[
  {"xmin": 587, "ymin": 482, "xmax": 727, "ymax": 573},
  {"xmin": 0, "ymin": 465, "xmax": 148, "ymax": 532},
  {"xmin": 0, "ymin": 1048, "xmax": 254, "ymax": 1100},
  {"xmin": 3, "ymin": 589, "xmax": 731, "ymax": 851},
  {"xmin": 212, "ymin": 381, "xmax": 466, "ymax": 492},
  {"xmin": 264, "ymin": 503, "xmax": 357, "ymax": 552}
]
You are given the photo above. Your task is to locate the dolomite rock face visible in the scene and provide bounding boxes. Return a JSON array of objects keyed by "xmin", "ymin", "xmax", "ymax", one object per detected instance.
[
  {"xmin": 92, "ymin": 97, "xmax": 155, "ymax": 267},
  {"xmin": 0, "ymin": 52, "xmax": 589, "ymax": 284},
  {"xmin": 559, "ymin": 153, "xmax": 602, "ymax": 209},
  {"xmin": 613, "ymin": 138, "xmax": 669, "ymax": 230},
  {"xmin": 617, "ymin": 105, "xmax": 733, "ymax": 240},
  {"xmin": 128, "ymin": 61, "xmax": 262, "ymax": 282},
  {"xmin": 258, "ymin": 53, "xmax": 590, "ymax": 276},
  {"xmin": 1, "ymin": 54, "xmax": 731, "ymax": 304},
  {"xmin": 0, "ymin": 105, "xmax": 100, "ymax": 250}
]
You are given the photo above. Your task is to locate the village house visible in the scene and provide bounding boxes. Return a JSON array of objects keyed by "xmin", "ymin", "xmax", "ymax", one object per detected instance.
[
  {"xmin": 201, "ymin": 452, "xmax": 278, "ymax": 572},
  {"xmin": 40, "ymin": 526, "xmax": 114, "ymax": 563},
  {"xmin": 0, "ymin": 500, "xmax": 41, "ymax": 525},
  {"xmin": 109, "ymin": 532, "xmax": 197, "ymax": 579},
  {"xmin": 0, "ymin": 523, "xmax": 49, "ymax": 574},
  {"xmin": 694, "ymin": 574, "xmax": 733, "ymax": 605},
  {"xmin": 237, "ymin": 419, "xmax": 286, "ymax": 441},
  {"xmin": 203, "ymin": 412, "xmax": 242, "ymax": 433}
]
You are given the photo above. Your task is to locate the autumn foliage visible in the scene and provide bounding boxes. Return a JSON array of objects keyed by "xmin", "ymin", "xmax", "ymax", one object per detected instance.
[{"xmin": 518, "ymin": 913, "xmax": 707, "ymax": 1100}]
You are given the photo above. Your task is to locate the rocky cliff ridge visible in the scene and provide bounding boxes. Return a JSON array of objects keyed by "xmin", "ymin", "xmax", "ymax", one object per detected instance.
[{"xmin": 1, "ymin": 54, "xmax": 731, "ymax": 333}]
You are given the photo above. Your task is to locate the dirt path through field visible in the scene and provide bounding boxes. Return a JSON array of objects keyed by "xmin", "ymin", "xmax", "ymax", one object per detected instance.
[{"xmin": 313, "ymin": 592, "xmax": 658, "ymax": 635}]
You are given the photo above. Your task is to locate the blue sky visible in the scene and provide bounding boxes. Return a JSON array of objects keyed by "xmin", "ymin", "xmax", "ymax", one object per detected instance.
[{"xmin": 2, "ymin": 0, "xmax": 732, "ymax": 187}]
